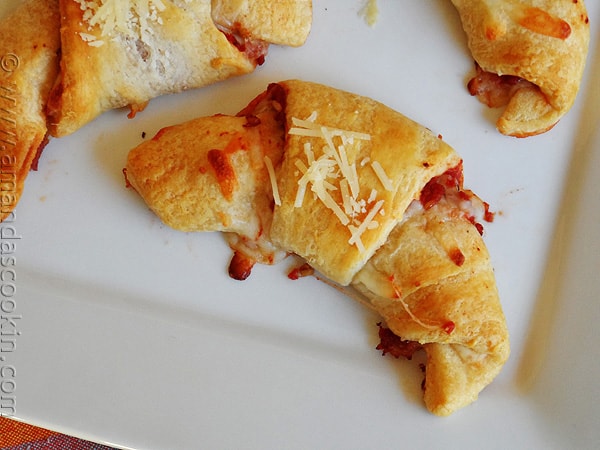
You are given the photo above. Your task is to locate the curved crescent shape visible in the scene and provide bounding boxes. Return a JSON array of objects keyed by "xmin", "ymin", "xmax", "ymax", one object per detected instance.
[{"xmin": 451, "ymin": 0, "xmax": 590, "ymax": 137}]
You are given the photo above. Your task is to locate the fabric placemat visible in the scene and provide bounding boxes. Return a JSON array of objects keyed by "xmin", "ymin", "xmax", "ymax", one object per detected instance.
[{"xmin": 0, "ymin": 417, "xmax": 117, "ymax": 449}]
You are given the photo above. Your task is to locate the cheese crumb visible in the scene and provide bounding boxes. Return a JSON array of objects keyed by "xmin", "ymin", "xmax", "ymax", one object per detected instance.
[
  {"xmin": 78, "ymin": 32, "xmax": 104, "ymax": 47},
  {"xmin": 358, "ymin": 0, "xmax": 379, "ymax": 27}
]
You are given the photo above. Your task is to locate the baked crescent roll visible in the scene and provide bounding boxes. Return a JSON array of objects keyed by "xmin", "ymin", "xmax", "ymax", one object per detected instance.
[
  {"xmin": 353, "ymin": 174, "xmax": 509, "ymax": 415},
  {"xmin": 125, "ymin": 79, "xmax": 509, "ymax": 415},
  {"xmin": 451, "ymin": 0, "xmax": 590, "ymax": 137},
  {"xmin": 46, "ymin": 0, "xmax": 312, "ymax": 138},
  {"xmin": 0, "ymin": 0, "xmax": 61, "ymax": 222}
]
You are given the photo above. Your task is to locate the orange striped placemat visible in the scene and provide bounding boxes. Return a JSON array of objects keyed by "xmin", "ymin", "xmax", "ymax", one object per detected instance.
[{"xmin": 0, "ymin": 416, "xmax": 117, "ymax": 449}]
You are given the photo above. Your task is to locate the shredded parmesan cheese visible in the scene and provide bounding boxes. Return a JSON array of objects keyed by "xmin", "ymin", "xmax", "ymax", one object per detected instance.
[
  {"xmin": 289, "ymin": 117, "xmax": 371, "ymax": 142},
  {"xmin": 264, "ymin": 156, "xmax": 281, "ymax": 206},
  {"xmin": 371, "ymin": 161, "xmax": 394, "ymax": 191},
  {"xmin": 289, "ymin": 112, "xmax": 394, "ymax": 253},
  {"xmin": 75, "ymin": 0, "xmax": 169, "ymax": 45},
  {"xmin": 293, "ymin": 159, "xmax": 309, "ymax": 207},
  {"xmin": 340, "ymin": 179, "xmax": 353, "ymax": 216},
  {"xmin": 78, "ymin": 32, "xmax": 105, "ymax": 47},
  {"xmin": 348, "ymin": 199, "xmax": 384, "ymax": 251},
  {"xmin": 303, "ymin": 142, "xmax": 314, "ymax": 165},
  {"xmin": 367, "ymin": 188, "xmax": 378, "ymax": 203}
]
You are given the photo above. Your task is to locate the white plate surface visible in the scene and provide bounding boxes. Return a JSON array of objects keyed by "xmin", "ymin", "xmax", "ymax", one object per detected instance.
[{"xmin": 2, "ymin": 1, "xmax": 600, "ymax": 449}]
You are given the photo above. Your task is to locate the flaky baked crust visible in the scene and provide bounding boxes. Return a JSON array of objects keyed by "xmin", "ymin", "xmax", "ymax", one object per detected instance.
[
  {"xmin": 272, "ymin": 80, "xmax": 461, "ymax": 285},
  {"xmin": 0, "ymin": 0, "xmax": 60, "ymax": 221},
  {"xmin": 451, "ymin": 0, "xmax": 590, "ymax": 137},
  {"xmin": 353, "ymin": 203, "xmax": 509, "ymax": 416},
  {"xmin": 126, "ymin": 79, "xmax": 509, "ymax": 415},
  {"xmin": 47, "ymin": 0, "xmax": 312, "ymax": 138},
  {"xmin": 126, "ymin": 113, "xmax": 284, "ymax": 239},
  {"xmin": 211, "ymin": 0, "xmax": 312, "ymax": 47}
]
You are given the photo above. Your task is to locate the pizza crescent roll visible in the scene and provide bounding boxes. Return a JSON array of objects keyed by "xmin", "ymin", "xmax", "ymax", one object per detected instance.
[
  {"xmin": 451, "ymin": 0, "xmax": 590, "ymax": 137},
  {"xmin": 46, "ymin": 0, "xmax": 312, "ymax": 138},
  {"xmin": 0, "ymin": 0, "xmax": 61, "ymax": 221},
  {"xmin": 125, "ymin": 80, "xmax": 509, "ymax": 415},
  {"xmin": 353, "ymin": 182, "xmax": 509, "ymax": 416}
]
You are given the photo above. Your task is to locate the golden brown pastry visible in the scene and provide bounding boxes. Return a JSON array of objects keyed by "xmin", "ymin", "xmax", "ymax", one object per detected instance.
[
  {"xmin": 451, "ymin": 0, "xmax": 590, "ymax": 137},
  {"xmin": 126, "ymin": 82, "xmax": 290, "ymax": 272},
  {"xmin": 126, "ymin": 80, "xmax": 509, "ymax": 415},
  {"xmin": 211, "ymin": 0, "xmax": 312, "ymax": 47},
  {"xmin": 270, "ymin": 81, "xmax": 461, "ymax": 286},
  {"xmin": 46, "ymin": 0, "xmax": 312, "ymax": 138},
  {"xmin": 127, "ymin": 80, "xmax": 461, "ymax": 283},
  {"xmin": 353, "ymin": 169, "xmax": 509, "ymax": 416},
  {"xmin": 0, "ymin": 0, "xmax": 61, "ymax": 222}
]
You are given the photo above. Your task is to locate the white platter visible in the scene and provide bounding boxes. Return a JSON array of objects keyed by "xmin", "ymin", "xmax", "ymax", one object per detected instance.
[{"xmin": 3, "ymin": 1, "xmax": 600, "ymax": 448}]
